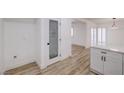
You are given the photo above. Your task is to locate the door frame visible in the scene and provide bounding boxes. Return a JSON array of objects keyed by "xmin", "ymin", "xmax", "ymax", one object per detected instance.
[{"xmin": 47, "ymin": 18, "xmax": 61, "ymax": 66}]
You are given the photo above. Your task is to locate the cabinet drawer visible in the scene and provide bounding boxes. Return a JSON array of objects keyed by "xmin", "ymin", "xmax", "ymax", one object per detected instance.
[
  {"xmin": 91, "ymin": 47, "xmax": 122, "ymax": 60},
  {"xmin": 91, "ymin": 48, "xmax": 107, "ymax": 55},
  {"xmin": 107, "ymin": 51, "xmax": 122, "ymax": 60}
]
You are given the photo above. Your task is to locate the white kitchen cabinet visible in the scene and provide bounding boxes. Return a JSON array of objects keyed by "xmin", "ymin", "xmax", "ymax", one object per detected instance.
[
  {"xmin": 122, "ymin": 55, "xmax": 124, "ymax": 75},
  {"xmin": 90, "ymin": 48, "xmax": 104, "ymax": 74},
  {"xmin": 90, "ymin": 47, "xmax": 123, "ymax": 75},
  {"xmin": 104, "ymin": 56, "xmax": 122, "ymax": 75},
  {"xmin": 104, "ymin": 51, "xmax": 122, "ymax": 75}
]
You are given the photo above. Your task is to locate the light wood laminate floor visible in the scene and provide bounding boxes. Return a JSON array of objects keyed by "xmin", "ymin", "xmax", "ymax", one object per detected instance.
[
  {"xmin": 41, "ymin": 45, "xmax": 95, "ymax": 75},
  {"xmin": 4, "ymin": 45, "xmax": 96, "ymax": 75}
]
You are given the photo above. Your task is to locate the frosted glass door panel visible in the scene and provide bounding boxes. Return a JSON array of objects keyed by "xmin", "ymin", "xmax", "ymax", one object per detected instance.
[{"xmin": 49, "ymin": 20, "xmax": 58, "ymax": 59}]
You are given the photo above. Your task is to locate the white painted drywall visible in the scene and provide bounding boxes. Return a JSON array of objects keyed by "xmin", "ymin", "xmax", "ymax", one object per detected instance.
[
  {"xmin": 78, "ymin": 19, "xmax": 124, "ymax": 47},
  {"xmin": 3, "ymin": 19, "xmax": 38, "ymax": 71},
  {"xmin": 0, "ymin": 19, "xmax": 2, "ymax": 69},
  {"xmin": 73, "ymin": 19, "xmax": 97, "ymax": 48},
  {"xmin": 39, "ymin": 18, "xmax": 49, "ymax": 68},
  {"xmin": 61, "ymin": 18, "xmax": 72, "ymax": 59},
  {"xmin": 86, "ymin": 21, "xmax": 97, "ymax": 48},
  {"xmin": 71, "ymin": 21, "xmax": 87, "ymax": 47},
  {"xmin": 0, "ymin": 19, "xmax": 4, "ymax": 74},
  {"xmin": 0, "ymin": 18, "xmax": 72, "ymax": 74},
  {"xmin": 97, "ymin": 21, "xmax": 124, "ymax": 46},
  {"xmin": 34, "ymin": 19, "xmax": 42, "ymax": 66}
]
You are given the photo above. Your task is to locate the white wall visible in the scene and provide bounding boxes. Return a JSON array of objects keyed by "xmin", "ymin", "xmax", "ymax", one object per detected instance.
[
  {"xmin": 72, "ymin": 21, "xmax": 87, "ymax": 47},
  {"xmin": 98, "ymin": 21, "xmax": 124, "ymax": 46},
  {"xmin": 3, "ymin": 19, "xmax": 38, "ymax": 71},
  {"xmin": 35, "ymin": 19, "xmax": 42, "ymax": 66},
  {"xmin": 73, "ymin": 19, "xmax": 97, "ymax": 48},
  {"xmin": 0, "ymin": 18, "xmax": 72, "ymax": 74},
  {"xmin": 0, "ymin": 19, "xmax": 4, "ymax": 74},
  {"xmin": 74, "ymin": 19, "xmax": 124, "ymax": 48},
  {"xmin": 0, "ymin": 19, "xmax": 2, "ymax": 69},
  {"xmin": 61, "ymin": 18, "xmax": 72, "ymax": 59},
  {"xmin": 39, "ymin": 18, "xmax": 49, "ymax": 68},
  {"xmin": 86, "ymin": 21, "xmax": 97, "ymax": 48}
]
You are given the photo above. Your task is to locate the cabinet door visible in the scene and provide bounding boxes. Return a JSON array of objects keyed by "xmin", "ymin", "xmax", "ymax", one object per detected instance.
[
  {"xmin": 123, "ymin": 55, "xmax": 124, "ymax": 75},
  {"xmin": 90, "ymin": 49, "xmax": 104, "ymax": 74},
  {"xmin": 104, "ymin": 56, "xmax": 122, "ymax": 75}
]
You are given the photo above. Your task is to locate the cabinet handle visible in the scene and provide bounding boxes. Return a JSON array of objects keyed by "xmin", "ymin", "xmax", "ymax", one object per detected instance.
[
  {"xmin": 101, "ymin": 56, "xmax": 103, "ymax": 61},
  {"xmin": 101, "ymin": 51, "xmax": 107, "ymax": 54},
  {"xmin": 104, "ymin": 57, "xmax": 106, "ymax": 61}
]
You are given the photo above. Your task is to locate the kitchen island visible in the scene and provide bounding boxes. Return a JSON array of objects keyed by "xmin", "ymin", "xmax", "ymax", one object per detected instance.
[{"xmin": 90, "ymin": 44, "xmax": 124, "ymax": 75}]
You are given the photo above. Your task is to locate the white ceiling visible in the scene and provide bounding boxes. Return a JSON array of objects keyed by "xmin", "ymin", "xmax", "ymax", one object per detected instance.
[{"xmin": 85, "ymin": 18, "xmax": 124, "ymax": 24}]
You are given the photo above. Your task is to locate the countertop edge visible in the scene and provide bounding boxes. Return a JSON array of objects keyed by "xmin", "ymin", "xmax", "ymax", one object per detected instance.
[{"xmin": 90, "ymin": 46, "xmax": 124, "ymax": 54}]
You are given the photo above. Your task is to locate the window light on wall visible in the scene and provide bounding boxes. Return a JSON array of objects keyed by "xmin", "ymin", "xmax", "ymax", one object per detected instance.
[
  {"xmin": 91, "ymin": 27, "xmax": 106, "ymax": 45},
  {"xmin": 91, "ymin": 28, "xmax": 97, "ymax": 45},
  {"xmin": 71, "ymin": 27, "xmax": 74, "ymax": 37}
]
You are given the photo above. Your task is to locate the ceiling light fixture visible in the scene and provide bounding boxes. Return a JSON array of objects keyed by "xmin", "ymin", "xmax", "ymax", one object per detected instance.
[{"xmin": 111, "ymin": 18, "xmax": 118, "ymax": 30}]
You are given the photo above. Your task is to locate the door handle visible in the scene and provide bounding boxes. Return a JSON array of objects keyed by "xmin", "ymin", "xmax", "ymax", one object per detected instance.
[{"xmin": 47, "ymin": 43, "xmax": 50, "ymax": 45}]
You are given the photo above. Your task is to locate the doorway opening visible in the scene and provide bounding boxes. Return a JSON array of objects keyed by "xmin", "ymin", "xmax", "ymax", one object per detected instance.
[{"xmin": 71, "ymin": 20, "xmax": 87, "ymax": 56}]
